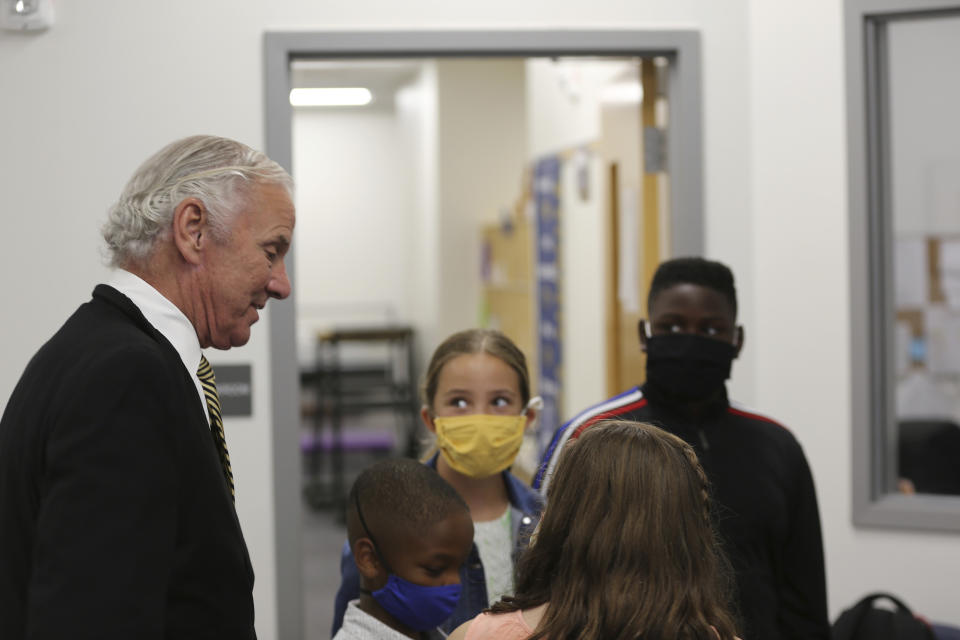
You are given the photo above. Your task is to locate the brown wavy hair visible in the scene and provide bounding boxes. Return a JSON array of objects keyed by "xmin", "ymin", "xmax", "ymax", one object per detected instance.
[{"xmin": 490, "ymin": 420, "xmax": 739, "ymax": 640}]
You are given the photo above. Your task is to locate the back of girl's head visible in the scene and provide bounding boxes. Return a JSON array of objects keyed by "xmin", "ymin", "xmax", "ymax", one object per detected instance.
[
  {"xmin": 421, "ymin": 329, "xmax": 530, "ymax": 410},
  {"xmin": 501, "ymin": 420, "xmax": 738, "ymax": 640}
]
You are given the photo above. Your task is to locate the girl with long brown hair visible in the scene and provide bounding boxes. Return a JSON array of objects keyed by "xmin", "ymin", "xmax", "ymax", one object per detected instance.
[{"xmin": 449, "ymin": 419, "xmax": 740, "ymax": 640}]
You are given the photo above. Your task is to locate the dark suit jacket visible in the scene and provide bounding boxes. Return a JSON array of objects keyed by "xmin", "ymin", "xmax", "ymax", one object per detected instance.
[{"xmin": 0, "ymin": 285, "xmax": 256, "ymax": 639}]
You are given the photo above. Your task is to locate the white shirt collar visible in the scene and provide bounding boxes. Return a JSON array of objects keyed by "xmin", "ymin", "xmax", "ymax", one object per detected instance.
[{"xmin": 106, "ymin": 269, "xmax": 206, "ymax": 411}]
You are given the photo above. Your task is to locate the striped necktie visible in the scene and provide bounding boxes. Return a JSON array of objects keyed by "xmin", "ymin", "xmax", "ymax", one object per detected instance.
[{"xmin": 197, "ymin": 355, "xmax": 235, "ymax": 503}]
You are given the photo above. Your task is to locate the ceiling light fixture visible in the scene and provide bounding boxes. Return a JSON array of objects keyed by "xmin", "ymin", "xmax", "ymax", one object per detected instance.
[
  {"xmin": 601, "ymin": 82, "xmax": 644, "ymax": 105},
  {"xmin": 289, "ymin": 87, "xmax": 373, "ymax": 107}
]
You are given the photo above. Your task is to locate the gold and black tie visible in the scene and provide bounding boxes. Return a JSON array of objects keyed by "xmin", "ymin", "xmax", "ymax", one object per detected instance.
[{"xmin": 197, "ymin": 355, "xmax": 235, "ymax": 503}]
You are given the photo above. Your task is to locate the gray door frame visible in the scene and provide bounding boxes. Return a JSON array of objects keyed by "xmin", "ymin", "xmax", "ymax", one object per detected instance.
[{"xmin": 263, "ymin": 30, "xmax": 703, "ymax": 639}]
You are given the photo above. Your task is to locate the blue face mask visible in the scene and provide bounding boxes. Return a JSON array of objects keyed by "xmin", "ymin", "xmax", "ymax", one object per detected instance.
[
  {"xmin": 355, "ymin": 493, "xmax": 462, "ymax": 631},
  {"xmin": 363, "ymin": 574, "xmax": 461, "ymax": 631}
]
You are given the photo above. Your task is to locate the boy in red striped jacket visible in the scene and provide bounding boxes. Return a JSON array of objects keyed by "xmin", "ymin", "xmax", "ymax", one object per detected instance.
[{"xmin": 535, "ymin": 257, "xmax": 830, "ymax": 640}]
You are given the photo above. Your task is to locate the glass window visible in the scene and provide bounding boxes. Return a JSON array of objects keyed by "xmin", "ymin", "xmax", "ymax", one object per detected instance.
[
  {"xmin": 888, "ymin": 14, "xmax": 960, "ymax": 497},
  {"xmin": 847, "ymin": 0, "xmax": 960, "ymax": 531}
]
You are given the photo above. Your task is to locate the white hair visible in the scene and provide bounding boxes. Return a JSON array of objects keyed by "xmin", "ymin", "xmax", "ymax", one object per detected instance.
[{"xmin": 101, "ymin": 135, "xmax": 293, "ymax": 268}]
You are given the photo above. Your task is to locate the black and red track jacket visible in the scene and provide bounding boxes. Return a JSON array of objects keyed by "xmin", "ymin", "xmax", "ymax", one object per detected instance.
[{"xmin": 535, "ymin": 383, "xmax": 830, "ymax": 640}]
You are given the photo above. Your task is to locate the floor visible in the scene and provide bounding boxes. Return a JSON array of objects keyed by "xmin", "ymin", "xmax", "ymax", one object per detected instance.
[
  {"xmin": 300, "ymin": 420, "xmax": 403, "ymax": 640},
  {"xmin": 301, "ymin": 502, "xmax": 349, "ymax": 640}
]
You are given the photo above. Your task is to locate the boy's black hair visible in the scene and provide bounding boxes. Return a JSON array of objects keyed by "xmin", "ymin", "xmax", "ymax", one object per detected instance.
[
  {"xmin": 648, "ymin": 257, "xmax": 738, "ymax": 317},
  {"xmin": 347, "ymin": 458, "xmax": 468, "ymax": 546}
]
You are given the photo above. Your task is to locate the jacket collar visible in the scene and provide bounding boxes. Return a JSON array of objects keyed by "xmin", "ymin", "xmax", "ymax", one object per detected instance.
[
  {"xmin": 92, "ymin": 283, "xmax": 163, "ymax": 340},
  {"xmin": 641, "ymin": 380, "xmax": 730, "ymax": 420},
  {"xmin": 425, "ymin": 453, "xmax": 543, "ymax": 516}
]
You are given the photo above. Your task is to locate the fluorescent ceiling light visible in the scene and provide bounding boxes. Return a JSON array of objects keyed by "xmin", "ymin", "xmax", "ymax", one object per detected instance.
[
  {"xmin": 289, "ymin": 87, "xmax": 373, "ymax": 107},
  {"xmin": 601, "ymin": 82, "xmax": 644, "ymax": 104}
]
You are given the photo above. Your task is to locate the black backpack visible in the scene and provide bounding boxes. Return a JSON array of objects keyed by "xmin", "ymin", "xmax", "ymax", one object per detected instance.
[{"xmin": 833, "ymin": 593, "xmax": 936, "ymax": 640}]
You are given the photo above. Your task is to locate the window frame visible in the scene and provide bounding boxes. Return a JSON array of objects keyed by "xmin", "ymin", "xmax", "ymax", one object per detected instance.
[{"xmin": 846, "ymin": 0, "xmax": 960, "ymax": 531}]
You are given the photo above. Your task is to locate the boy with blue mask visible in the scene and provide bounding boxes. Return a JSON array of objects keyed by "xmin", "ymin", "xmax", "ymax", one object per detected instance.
[
  {"xmin": 335, "ymin": 458, "xmax": 475, "ymax": 640},
  {"xmin": 535, "ymin": 257, "xmax": 831, "ymax": 640}
]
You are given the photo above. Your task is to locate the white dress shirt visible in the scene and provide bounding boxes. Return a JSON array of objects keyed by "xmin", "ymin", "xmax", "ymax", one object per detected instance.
[{"xmin": 106, "ymin": 269, "xmax": 207, "ymax": 416}]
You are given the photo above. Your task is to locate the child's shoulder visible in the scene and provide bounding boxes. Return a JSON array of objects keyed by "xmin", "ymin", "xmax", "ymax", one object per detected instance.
[
  {"xmin": 451, "ymin": 610, "xmax": 533, "ymax": 640},
  {"xmin": 335, "ymin": 600, "xmax": 411, "ymax": 640}
]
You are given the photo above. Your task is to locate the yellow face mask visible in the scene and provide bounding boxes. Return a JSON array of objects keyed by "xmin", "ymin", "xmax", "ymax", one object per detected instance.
[{"xmin": 433, "ymin": 413, "xmax": 527, "ymax": 478}]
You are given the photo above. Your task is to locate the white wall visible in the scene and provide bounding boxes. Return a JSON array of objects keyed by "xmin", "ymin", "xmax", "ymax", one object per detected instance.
[
  {"xmin": 435, "ymin": 58, "xmax": 528, "ymax": 341},
  {"xmin": 2, "ymin": 0, "xmax": 957, "ymax": 636},
  {"xmin": 749, "ymin": 0, "xmax": 960, "ymax": 625},
  {"xmin": 292, "ymin": 107, "xmax": 412, "ymax": 363},
  {"xmin": 558, "ymin": 155, "xmax": 610, "ymax": 418},
  {"xmin": 396, "ymin": 63, "xmax": 441, "ymax": 369},
  {"xmin": 526, "ymin": 59, "xmax": 613, "ymax": 157}
]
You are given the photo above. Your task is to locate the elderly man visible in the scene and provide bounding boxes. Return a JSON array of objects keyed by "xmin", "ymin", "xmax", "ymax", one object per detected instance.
[{"xmin": 0, "ymin": 135, "xmax": 295, "ymax": 639}]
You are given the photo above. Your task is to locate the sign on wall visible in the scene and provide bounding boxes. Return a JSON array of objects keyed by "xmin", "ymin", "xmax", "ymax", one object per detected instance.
[{"xmin": 211, "ymin": 364, "xmax": 253, "ymax": 417}]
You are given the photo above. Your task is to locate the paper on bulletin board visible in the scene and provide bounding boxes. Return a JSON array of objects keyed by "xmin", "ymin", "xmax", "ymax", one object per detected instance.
[
  {"xmin": 894, "ymin": 237, "xmax": 927, "ymax": 307},
  {"xmin": 925, "ymin": 306, "xmax": 960, "ymax": 375},
  {"xmin": 618, "ymin": 186, "xmax": 640, "ymax": 314},
  {"xmin": 938, "ymin": 239, "xmax": 960, "ymax": 309}
]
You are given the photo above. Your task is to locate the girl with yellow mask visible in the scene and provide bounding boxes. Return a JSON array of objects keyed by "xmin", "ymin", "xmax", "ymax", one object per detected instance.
[{"xmin": 331, "ymin": 329, "xmax": 544, "ymax": 637}]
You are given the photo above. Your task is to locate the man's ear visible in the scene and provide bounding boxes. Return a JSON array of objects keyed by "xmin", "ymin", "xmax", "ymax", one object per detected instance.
[
  {"xmin": 734, "ymin": 326, "xmax": 745, "ymax": 358},
  {"xmin": 352, "ymin": 537, "xmax": 384, "ymax": 580},
  {"xmin": 171, "ymin": 197, "xmax": 208, "ymax": 265},
  {"xmin": 420, "ymin": 406, "xmax": 436, "ymax": 434},
  {"xmin": 638, "ymin": 319, "xmax": 649, "ymax": 353}
]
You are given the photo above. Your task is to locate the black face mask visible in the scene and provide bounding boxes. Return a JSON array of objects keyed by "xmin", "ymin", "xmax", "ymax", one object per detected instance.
[{"xmin": 644, "ymin": 333, "xmax": 737, "ymax": 401}]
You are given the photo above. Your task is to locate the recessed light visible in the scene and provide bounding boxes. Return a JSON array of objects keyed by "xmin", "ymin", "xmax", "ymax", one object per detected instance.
[{"xmin": 289, "ymin": 87, "xmax": 373, "ymax": 107}]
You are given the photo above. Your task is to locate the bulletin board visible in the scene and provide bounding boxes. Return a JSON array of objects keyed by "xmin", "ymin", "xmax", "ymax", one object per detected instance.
[
  {"xmin": 895, "ymin": 234, "xmax": 960, "ymax": 382},
  {"xmin": 479, "ymin": 205, "xmax": 536, "ymax": 369}
]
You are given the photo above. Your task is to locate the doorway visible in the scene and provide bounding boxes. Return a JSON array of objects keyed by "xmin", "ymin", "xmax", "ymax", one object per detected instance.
[{"xmin": 264, "ymin": 30, "xmax": 703, "ymax": 640}]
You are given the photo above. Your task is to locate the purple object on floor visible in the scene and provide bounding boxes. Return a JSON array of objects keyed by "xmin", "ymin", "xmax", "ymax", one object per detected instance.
[{"xmin": 300, "ymin": 430, "xmax": 395, "ymax": 453}]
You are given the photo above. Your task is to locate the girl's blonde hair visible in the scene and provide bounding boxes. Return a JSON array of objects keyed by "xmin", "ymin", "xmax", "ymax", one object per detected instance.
[{"xmin": 421, "ymin": 328, "xmax": 531, "ymax": 412}]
